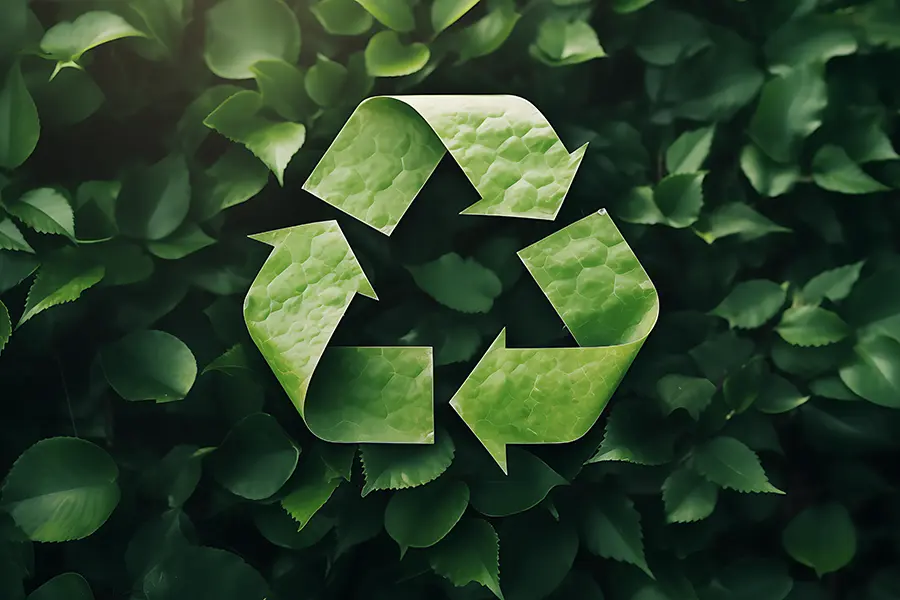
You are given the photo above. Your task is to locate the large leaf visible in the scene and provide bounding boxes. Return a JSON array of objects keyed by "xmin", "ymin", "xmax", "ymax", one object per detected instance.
[
  {"xmin": 579, "ymin": 491, "xmax": 652, "ymax": 577},
  {"xmin": 529, "ymin": 18, "xmax": 606, "ymax": 66},
  {"xmin": 693, "ymin": 436, "xmax": 783, "ymax": 494},
  {"xmin": 0, "ymin": 61, "xmax": 39, "ymax": 170},
  {"xmin": 27, "ymin": 573, "xmax": 93, "ymax": 600},
  {"xmin": 384, "ymin": 478, "xmax": 470, "ymax": 551},
  {"xmin": 40, "ymin": 11, "xmax": 146, "ymax": 70},
  {"xmin": 360, "ymin": 431, "xmax": 454, "ymax": 496},
  {"xmin": 740, "ymin": 143, "xmax": 800, "ymax": 197},
  {"xmin": 116, "ymin": 153, "xmax": 191, "ymax": 241},
  {"xmin": 432, "ymin": 0, "xmax": 482, "ymax": 34},
  {"xmin": 311, "ymin": 0, "xmax": 374, "ymax": 36},
  {"xmin": 0, "ymin": 218, "xmax": 35, "ymax": 253},
  {"xmin": 1, "ymin": 438, "xmax": 119, "ymax": 542},
  {"xmin": 782, "ymin": 503, "xmax": 857, "ymax": 576},
  {"xmin": 407, "ymin": 253, "xmax": 502, "ymax": 313},
  {"xmin": 695, "ymin": 203, "xmax": 790, "ymax": 243},
  {"xmin": 776, "ymin": 306, "xmax": 850, "ymax": 347},
  {"xmin": 100, "ymin": 330, "xmax": 197, "ymax": 402},
  {"xmin": 839, "ymin": 335, "xmax": 900, "ymax": 408},
  {"xmin": 662, "ymin": 467, "xmax": 719, "ymax": 523},
  {"xmin": 428, "ymin": 518, "xmax": 502, "ymax": 599},
  {"xmin": 140, "ymin": 546, "xmax": 269, "ymax": 600},
  {"xmin": 355, "ymin": 0, "xmax": 415, "ymax": 32},
  {"xmin": 812, "ymin": 145, "xmax": 889, "ymax": 194},
  {"xmin": 711, "ymin": 279, "xmax": 786, "ymax": 329},
  {"xmin": 587, "ymin": 399, "xmax": 677, "ymax": 465},
  {"xmin": 802, "ymin": 261, "xmax": 865, "ymax": 304},
  {"xmin": 6, "ymin": 188, "xmax": 75, "ymax": 239},
  {"xmin": 19, "ymin": 250, "xmax": 104, "ymax": 325}
]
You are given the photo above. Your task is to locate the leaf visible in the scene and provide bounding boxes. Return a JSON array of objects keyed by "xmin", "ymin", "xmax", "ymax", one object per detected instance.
[
  {"xmin": 0, "ymin": 251, "xmax": 38, "ymax": 292},
  {"xmin": 365, "ymin": 31, "xmax": 430, "ymax": 77},
  {"xmin": 305, "ymin": 54, "xmax": 348, "ymax": 107},
  {"xmin": 140, "ymin": 546, "xmax": 269, "ymax": 600},
  {"xmin": 705, "ymin": 558, "xmax": 794, "ymax": 600},
  {"xmin": 499, "ymin": 512, "xmax": 578, "ymax": 600},
  {"xmin": 355, "ymin": 0, "xmax": 415, "ymax": 32},
  {"xmin": 204, "ymin": 90, "xmax": 305, "ymax": 185},
  {"xmin": 613, "ymin": 0, "xmax": 654, "ymax": 12},
  {"xmin": 747, "ymin": 64, "xmax": 827, "ymax": 163},
  {"xmin": 31, "ymin": 67, "xmax": 104, "ymax": 128},
  {"xmin": 657, "ymin": 375, "xmax": 716, "ymax": 420},
  {"xmin": 802, "ymin": 261, "xmax": 864, "ymax": 304},
  {"xmin": 587, "ymin": 399, "xmax": 677, "ymax": 465},
  {"xmin": 812, "ymin": 145, "xmax": 889, "ymax": 194},
  {"xmin": 666, "ymin": 126, "xmax": 714, "ymax": 174},
  {"xmin": 653, "ymin": 172, "xmax": 706, "ymax": 228},
  {"xmin": 782, "ymin": 503, "xmax": 857, "ymax": 576},
  {"xmin": 764, "ymin": 15, "xmax": 857, "ymax": 75},
  {"xmin": 633, "ymin": 8, "xmax": 709, "ymax": 67},
  {"xmin": 756, "ymin": 374, "xmax": 809, "ymax": 414},
  {"xmin": 141, "ymin": 446, "xmax": 204, "ymax": 508},
  {"xmin": 432, "ymin": 0, "xmax": 482, "ymax": 34},
  {"xmin": 311, "ymin": 0, "xmax": 374, "ymax": 36},
  {"xmin": 116, "ymin": 153, "xmax": 191, "ymax": 241},
  {"xmin": 662, "ymin": 468, "xmax": 719, "ymax": 523},
  {"xmin": 360, "ymin": 431, "xmax": 454, "ymax": 496},
  {"xmin": 408, "ymin": 253, "xmax": 502, "ymax": 313},
  {"xmin": 19, "ymin": 250, "xmax": 104, "ymax": 326},
  {"xmin": 254, "ymin": 503, "xmax": 333, "ymax": 550},
  {"xmin": 740, "ymin": 143, "xmax": 800, "ymax": 198},
  {"xmin": 125, "ymin": 510, "xmax": 193, "ymax": 578},
  {"xmin": 0, "ymin": 300, "xmax": 9, "ymax": 355},
  {"xmin": 203, "ymin": 0, "xmax": 301, "ymax": 80},
  {"xmin": 839, "ymin": 335, "xmax": 900, "ymax": 408},
  {"xmin": 385, "ymin": 478, "xmax": 469, "ymax": 551},
  {"xmin": 454, "ymin": 0, "xmax": 520, "ymax": 63},
  {"xmin": 469, "ymin": 448, "xmax": 567, "ymax": 517},
  {"xmin": 251, "ymin": 59, "xmax": 312, "ymax": 122},
  {"xmin": 530, "ymin": 18, "xmax": 605, "ymax": 66},
  {"xmin": 579, "ymin": 491, "xmax": 652, "ymax": 577},
  {"xmin": 0, "ymin": 61, "xmax": 39, "ymax": 170},
  {"xmin": 211, "ymin": 413, "xmax": 299, "ymax": 500},
  {"xmin": 695, "ymin": 203, "xmax": 790, "ymax": 244},
  {"xmin": 147, "ymin": 223, "xmax": 215, "ymax": 260},
  {"xmin": 281, "ymin": 456, "xmax": 342, "ymax": 530},
  {"xmin": 711, "ymin": 280, "xmax": 786, "ymax": 329},
  {"xmin": 7, "ymin": 188, "xmax": 75, "ymax": 239},
  {"xmin": 40, "ymin": 11, "xmax": 146, "ymax": 68},
  {"xmin": 100, "ymin": 330, "xmax": 196, "ymax": 402},
  {"xmin": 693, "ymin": 436, "xmax": 784, "ymax": 494},
  {"xmin": 430, "ymin": 518, "xmax": 503, "ymax": 599},
  {"xmin": 194, "ymin": 146, "xmax": 270, "ymax": 221},
  {"xmin": 776, "ymin": 306, "xmax": 850, "ymax": 347},
  {"xmin": 0, "ymin": 218, "xmax": 34, "ymax": 253},
  {"xmin": 202, "ymin": 344, "xmax": 250, "ymax": 376},
  {"xmin": 1, "ymin": 437, "xmax": 119, "ymax": 542},
  {"xmin": 26, "ymin": 573, "xmax": 93, "ymax": 600}
]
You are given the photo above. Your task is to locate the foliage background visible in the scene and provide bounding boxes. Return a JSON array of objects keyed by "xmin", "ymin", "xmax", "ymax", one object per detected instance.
[{"xmin": 2, "ymin": 0, "xmax": 900, "ymax": 598}]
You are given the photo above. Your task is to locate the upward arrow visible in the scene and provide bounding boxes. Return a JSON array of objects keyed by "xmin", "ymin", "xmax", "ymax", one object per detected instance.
[
  {"xmin": 302, "ymin": 95, "xmax": 587, "ymax": 235},
  {"xmin": 244, "ymin": 221, "xmax": 434, "ymax": 444}
]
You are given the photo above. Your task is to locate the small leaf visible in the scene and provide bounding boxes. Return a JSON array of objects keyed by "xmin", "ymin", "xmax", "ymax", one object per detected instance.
[
  {"xmin": 125, "ymin": 510, "xmax": 193, "ymax": 579},
  {"xmin": 711, "ymin": 280, "xmax": 786, "ymax": 329},
  {"xmin": 0, "ymin": 218, "xmax": 34, "ymax": 253},
  {"xmin": 724, "ymin": 356, "xmax": 768, "ymax": 414},
  {"xmin": 0, "ymin": 299, "xmax": 10, "ymax": 355},
  {"xmin": 146, "ymin": 223, "xmax": 215, "ymax": 260},
  {"xmin": 355, "ymin": 0, "xmax": 415, "ymax": 32},
  {"xmin": 281, "ymin": 456, "xmax": 342, "ymax": 530},
  {"xmin": 194, "ymin": 146, "xmax": 270, "ymax": 221},
  {"xmin": 408, "ymin": 253, "xmax": 502, "ymax": 313},
  {"xmin": 429, "ymin": 518, "xmax": 503, "ymax": 599},
  {"xmin": 756, "ymin": 374, "xmax": 809, "ymax": 414},
  {"xmin": 693, "ymin": 436, "xmax": 784, "ymax": 494},
  {"xmin": 666, "ymin": 126, "xmax": 714, "ymax": 174},
  {"xmin": 662, "ymin": 468, "xmax": 718, "ymax": 523},
  {"xmin": 657, "ymin": 375, "xmax": 716, "ymax": 420},
  {"xmin": 579, "ymin": 491, "xmax": 652, "ymax": 577},
  {"xmin": 1, "ymin": 437, "xmax": 120, "ymax": 542},
  {"xmin": 802, "ymin": 261, "xmax": 865, "ymax": 304},
  {"xmin": 612, "ymin": 0, "xmax": 655, "ymax": 13},
  {"xmin": 454, "ymin": 0, "xmax": 520, "ymax": 63},
  {"xmin": 305, "ymin": 54, "xmax": 348, "ymax": 107},
  {"xmin": 385, "ymin": 478, "xmax": 469, "ymax": 551},
  {"xmin": 0, "ymin": 61, "xmax": 39, "ymax": 170},
  {"xmin": 254, "ymin": 503, "xmax": 332, "ymax": 550},
  {"xmin": 19, "ymin": 250, "xmax": 104, "ymax": 325},
  {"xmin": 470, "ymin": 448, "xmax": 567, "ymax": 517},
  {"xmin": 361, "ymin": 431, "xmax": 454, "ymax": 496},
  {"xmin": 27, "ymin": 573, "xmax": 93, "ymax": 600},
  {"xmin": 740, "ymin": 143, "xmax": 800, "ymax": 198},
  {"xmin": 776, "ymin": 306, "xmax": 850, "ymax": 347},
  {"xmin": 311, "ymin": 0, "xmax": 374, "ymax": 36},
  {"xmin": 695, "ymin": 203, "xmax": 790, "ymax": 244},
  {"xmin": 100, "ymin": 330, "xmax": 197, "ymax": 402},
  {"xmin": 7, "ymin": 188, "xmax": 74, "ymax": 239},
  {"xmin": 40, "ymin": 11, "xmax": 146, "ymax": 67},
  {"xmin": 782, "ymin": 503, "xmax": 857, "ymax": 576},
  {"xmin": 653, "ymin": 172, "xmax": 706, "ymax": 228},
  {"xmin": 587, "ymin": 400, "xmax": 676, "ymax": 465},
  {"xmin": 706, "ymin": 558, "xmax": 794, "ymax": 600},
  {"xmin": 812, "ymin": 145, "xmax": 889, "ymax": 194},
  {"xmin": 839, "ymin": 335, "xmax": 900, "ymax": 408},
  {"xmin": 116, "ymin": 153, "xmax": 191, "ymax": 241},
  {"xmin": 203, "ymin": 0, "xmax": 301, "ymax": 80},
  {"xmin": 202, "ymin": 344, "xmax": 250, "ymax": 376},
  {"xmin": 141, "ymin": 446, "xmax": 205, "ymax": 509},
  {"xmin": 432, "ymin": 0, "xmax": 482, "ymax": 34},
  {"xmin": 530, "ymin": 18, "xmax": 605, "ymax": 66},
  {"xmin": 365, "ymin": 31, "xmax": 430, "ymax": 77},
  {"xmin": 251, "ymin": 59, "xmax": 312, "ymax": 122},
  {"xmin": 210, "ymin": 413, "xmax": 300, "ymax": 500}
]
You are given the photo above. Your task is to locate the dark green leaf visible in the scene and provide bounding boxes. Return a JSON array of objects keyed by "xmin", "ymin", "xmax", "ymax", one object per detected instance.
[
  {"xmin": 662, "ymin": 468, "xmax": 718, "ymax": 523},
  {"xmin": 783, "ymin": 503, "xmax": 856, "ymax": 576},
  {"xmin": 711, "ymin": 280, "xmax": 786, "ymax": 329},
  {"xmin": 693, "ymin": 437, "xmax": 783, "ymax": 494},
  {"xmin": 776, "ymin": 306, "xmax": 850, "ymax": 347},
  {"xmin": 100, "ymin": 330, "xmax": 197, "ymax": 402},
  {"xmin": 385, "ymin": 478, "xmax": 469, "ymax": 551}
]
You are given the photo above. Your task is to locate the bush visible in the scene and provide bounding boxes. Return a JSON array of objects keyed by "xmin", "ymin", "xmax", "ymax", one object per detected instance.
[{"xmin": 2, "ymin": 0, "xmax": 900, "ymax": 598}]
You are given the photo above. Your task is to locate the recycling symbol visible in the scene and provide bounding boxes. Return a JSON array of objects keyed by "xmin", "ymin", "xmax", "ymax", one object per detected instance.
[{"xmin": 243, "ymin": 95, "xmax": 659, "ymax": 473}]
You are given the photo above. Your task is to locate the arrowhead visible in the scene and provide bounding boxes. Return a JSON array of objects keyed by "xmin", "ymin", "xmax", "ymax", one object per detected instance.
[{"xmin": 248, "ymin": 220, "xmax": 378, "ymax": 300}]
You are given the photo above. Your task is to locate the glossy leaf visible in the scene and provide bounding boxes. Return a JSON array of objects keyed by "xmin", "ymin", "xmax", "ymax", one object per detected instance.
[
  {"xmin": 693, "ymin": 437, "xmax": 784, "ymax": 494},
  {"xmin": 711, "ymin": 280, "xmax": 786, "ymax": 329},
  {"xmin": 100, "ymin": 330, "xmax": 197, "ymax": 402}
]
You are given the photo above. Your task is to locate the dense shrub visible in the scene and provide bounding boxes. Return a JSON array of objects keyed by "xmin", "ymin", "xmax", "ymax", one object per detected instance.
[{"xmin": 2, "ymin": 0, "xmax": 900, "ymax": 598}]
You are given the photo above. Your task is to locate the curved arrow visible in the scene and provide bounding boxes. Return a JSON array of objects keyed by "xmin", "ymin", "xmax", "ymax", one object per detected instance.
[
  {"xmin": 243, "ymin": 221, "xmax": 434, "ymax": 444},
  {"xmin": 450, "ymin": 210, "xmax": 659, "ymax": 473},
  {"xmin": 302, "ymin": 95, "xmax": 587, "ymax": 234}
]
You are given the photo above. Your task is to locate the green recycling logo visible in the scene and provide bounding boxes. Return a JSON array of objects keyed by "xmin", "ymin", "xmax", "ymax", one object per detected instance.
[{"xmin": 243, "ymin": 95, "xmax": 659, "ymax": 473}]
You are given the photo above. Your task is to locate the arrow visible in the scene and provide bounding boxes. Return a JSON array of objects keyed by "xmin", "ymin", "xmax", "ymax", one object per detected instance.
[
  {"xmin": 302, "ymin": 95, "xmax": 586, "ymax": 235},
  {"xmin": 244, "ymin": 221, "xmax": 434, "ymax": 444},
  {"xmin": 449, "ymin": 211, "xmax": 659, "ymax": 473}
]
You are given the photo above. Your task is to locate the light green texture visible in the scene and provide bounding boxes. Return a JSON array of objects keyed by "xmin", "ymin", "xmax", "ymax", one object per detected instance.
[
  {"xmin": 450, "ymin": 210, "xmax": 658, "ymax": 472},
  {"xmin": 244, "ymin": 220, "xmax": 434, "ymax": 444},
  {"xmin": 302, "ymin": 95, "xmax": 587, "ymax": 233}
]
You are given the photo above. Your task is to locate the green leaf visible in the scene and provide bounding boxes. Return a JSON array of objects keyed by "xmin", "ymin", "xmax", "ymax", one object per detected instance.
[
  {"xmin": 693, "ymin": 436, "xmax": 784, "ymax": 494},
  {"xmin": 147, "ymin": 223, "xmax": 215, "ymax": 260},
  {"xmin": 202, "ymin": 344, "xmax": 250, "ymax": 376},
  {"xmin": 281, "ymin": 456, "xmax": 342, "ymax": 530},
  {"xmin": 633, "ymin": 8, "xmax": 709, "ymax": 67},
  {"xmin": 30, "ymin": 67, "xmax": 104, "ymax": 128},
  {"xmin": 355, "ymin": 0, "xmax": 415, "ymax": 32},
  {"xmin": 203, "ymin": 0, "xmax": 301, "ymax": 80},
  {"xmin": 499, "ymin": 512, "xmax": 578, "ymax": 600},
  {"xmin": 802, "ymin": 261, "xmax": 865, "ymax": 304},
  {"xmin": 125, "ymin": 509, "xmax": 193, "ymax": 579},
  {"xmin": 311, "ymin": 0, "xmax": 374, "ymax": 35},
  {"xmin": 365, "ymin": 31, "xmax": 431, "ymax": 77},
  {"xmin": 657, "ymin": 374, "xmax": 716, "ymax": 420},
  {"xmin": 116, "ymin": 153, "xmax": 191, "ymax": 241},
  {"xmin": 204, "ymin": 90, "xmax": 305, "ymax": 185},
  {"xmin": 0, "ymin": 0, "xmax": 28, "ymax": 57},
  {"xmin": 254, "ymin": 503, "xmax": 333, "ymax": 550},
  {"xmin": 812, "ymin": 145, "xmax": 889, "ymax": 194},
  {"xmin": 385, "ymin": 478, "xmax": 469, "ymax": 551},
  {"xmin": 19, "ymin": 250, "xmax": 104, "ymax": 326},
  {"xmin": 756, "ymin": 374, "xmax": 809, "ymax": 414},
  {"xmin": 0, "ymin": 61, "xmax": 39, "ymax": 170},
  {"xmin": 176, "ymin": 84, "xmax": 243, "ymax": 154},
  {"xmin": 40, "ymin": 11, "xmax": 146, "ymax": 69},
  {"xmin": 740, "ymin": 143, "xmax": 800, "ymax": 197},
  {"xmin": 469, "ymin": 448, "xmax": 567, "ymax": 517},
  {"xmin": 666, "ymin": 126, "xmax": 714, "ymax": 174},
  {"xmin": 305, "ymin": 54, "xmax": 348, "ymax": 107},
  {"xmin": 26, "ymin": 573, "xmax": 93, "ymax": 600},
  {"xmin": 653, "ymin": 172, "xmax": 706, "ymax": 228},
  {"xmin": 612, "ymin": 0, "xmax": 655, "ymax": 13},
  {"xmin": 211, "ymin": 413, "xmax": 299, "ymax": 500},
  {"xmin": 7, "ymin": 188, "xmax": 74, "ymax": 239},
  {"xmin": 782, "ymin": 503, "xmax": 857, "ymax": 576},
  {"xmin": 579, "ymin": 491, "xmax": 652, "ymax": 577},
  {"xmin": 662, "ymin": 467, "xmax": 719, "ymax": 523},
  {"xmin": 839, "ymin": 335, "xmax": 900, "ymax": 408},
  {"xmin": 453, "ymin": 0, "xmax": 520, "ymax": 63},
  {"xmin": 429, "ymin": 518, "xmax": 503, "ymax": 599},
  {"xmin": 587, "ymin": 400, "xmax": 676, "ymax": 465},
  {"xmin": 140, "ymin": 546, "xmax": 269, "ymax": 600},
  {"xmin": 764, "ymin": 15, "xmax": 857, "ymax": 75},
  {"xmin": 0, "ymin": 218, "xmax": 34, "ymax": 253},
  {"xmin": 776, "ymin": 306, "xmax": 850, "ymax": 347},
  {"xmin": 705, "ymin": 558, "xmax": 793, "ymax": 600},
  {"xmin": 141, "ymin": 446, "xmax": 205, "ymax": 508},
  {"xmin": 360, "ymin": 431, "xmax": 454, "ymax": 496},
  {"xmin": 408, "ymin": 253, "xmax": 502, "ymax": 313},
  {"xmin": 711, "ymin": 280, "xmax": 786, "ymax": 329},
  {"xmin": 1, "ymin": 437, "xmax": 119, "ymax": 542},
  {"xmin": 0, "ymin": 251, "xmax": 38, "ymax": 292},
  {"xmin": 432, "ymin": 0, "xmax": 482, "ymax": 34},
  {"xmin": 99, "ymin": 329, "xmax": 195, "ymax": 400},
  {"xmin": 251, "ymin": 59, "xmax": 311, "ymax": 122},
  {"xmin": 695, "ymin": 203, "xmax": 790, "ymax": 244},
  {"xmin": 747, "ymin": 64, "xmax": 827, "ymax": 163},
  {"xmin": 0, "ymin": 300, "xmax": 9, "ymax": 355},
  {"xmin": 530, "ymin": 18, "xmax": 605, "ymax": 66},
  {"xmin": 194, "ymin": 146, "xmax": 270, "ymax": 221}
]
